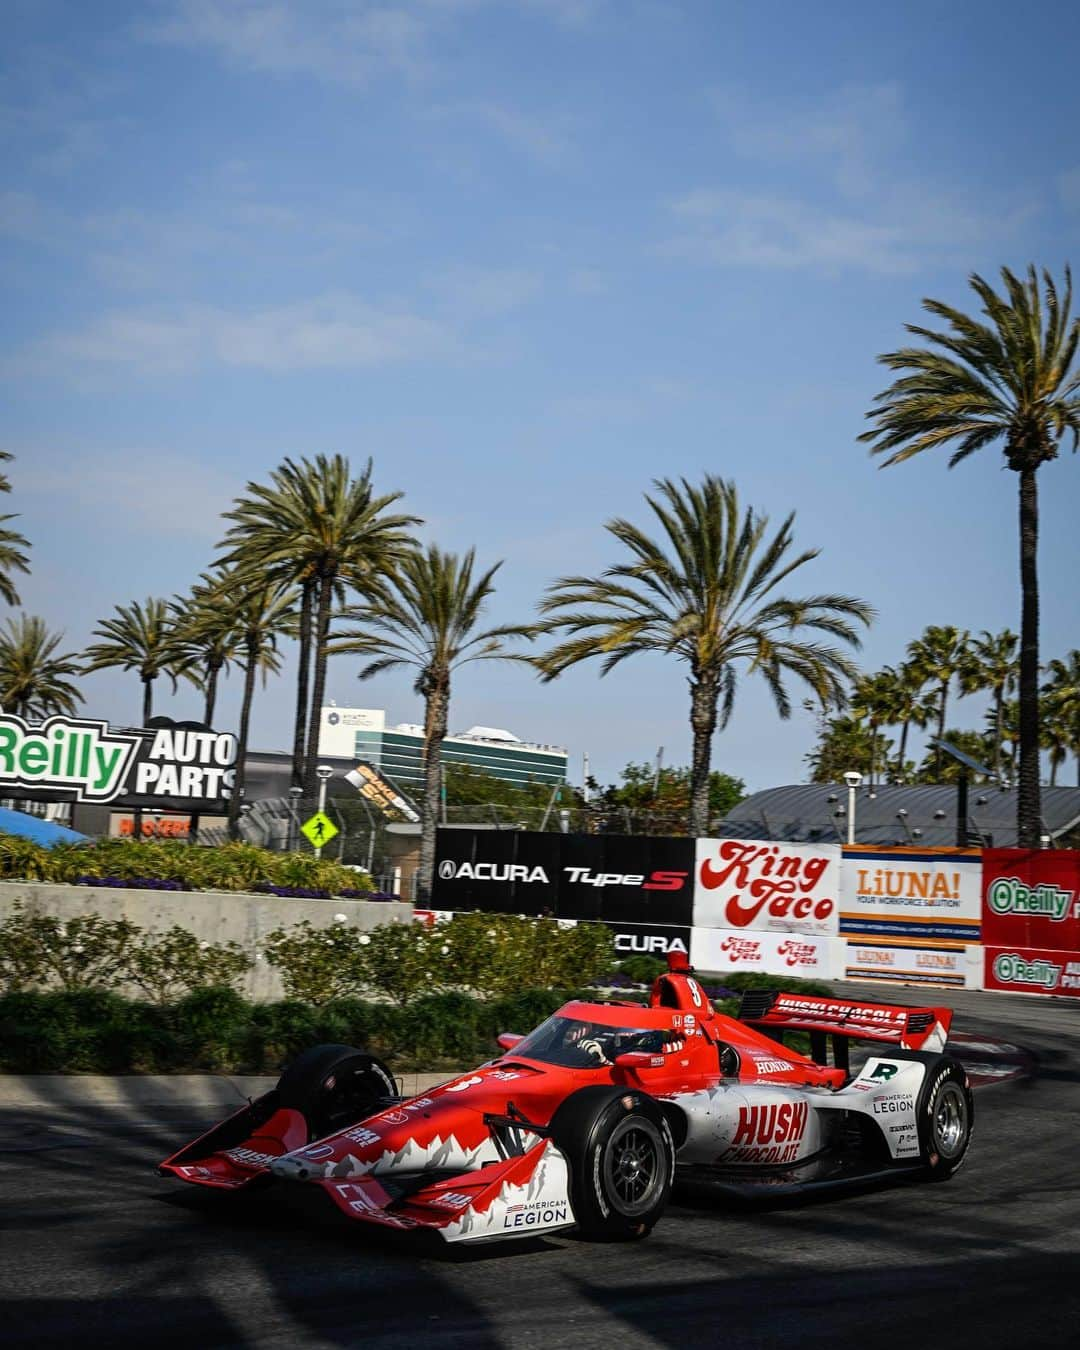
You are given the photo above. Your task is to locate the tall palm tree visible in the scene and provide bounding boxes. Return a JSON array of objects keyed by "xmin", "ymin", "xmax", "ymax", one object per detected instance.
[
  {"xmin": 332, "ymin": 546, "xmax": 529, "ymax": 899},
  {"xmin": 878, "ymin": 661, "xmax": 938, "ymax": 780},
  {"xmin": 0, "ymin": 615, "xmax": 83, "ymax": 718},
  {"xmin": 849, "ymin": 670, "xmax": 901, "ymax": 785},
  {"xmin": 219, "ymin": 455, "xmax": 419, "ymax": 799},
  {"xmin": 83, "ymin": 597, "xmax": 191, "ymax": 725},
  {"xmin": 1043, "ymin": 650, "xmax": 1080, "ymax": 786},
  {"xmin": 172, "ymin": 568, "xmax": 244, "ymax": 725},
  {"xmin": 0, "ymin": 452, "xmax": 31, "ymax": 606},
  {"xmin": 533, "ymin": 476, "xmax": 874, "ymax": 836},
  {"xmin": 960, "ymin": 628, "xmax": 1018, "ymax": 778},
  {"xmin": 227, "ymin": 582, "xmax": 293, "ymax": 838},
  {"xmin": 905, "ymin": 625, "xmax": 971, "ymax": 779},
  {"xmin": 861, "ymin": 266, "xmax": 1080, "ymax": 847}
]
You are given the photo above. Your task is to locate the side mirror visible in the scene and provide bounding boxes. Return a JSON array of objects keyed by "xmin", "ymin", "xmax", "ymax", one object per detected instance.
[
  {"xmin": 497, "ymin": 1032, "xmax": 524, "ymax": 1051},
  {"xmin": 614, "ymin": 1050, "xmax": 663, "ymax": 1069}
]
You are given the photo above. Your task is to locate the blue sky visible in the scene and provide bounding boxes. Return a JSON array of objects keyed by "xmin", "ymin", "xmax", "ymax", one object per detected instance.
[{"xmin": 4, "ymin": 0, "xmax": 1079, "ymax": 794}]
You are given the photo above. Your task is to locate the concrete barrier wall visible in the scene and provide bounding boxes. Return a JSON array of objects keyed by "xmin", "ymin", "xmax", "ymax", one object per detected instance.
[{"xmin": 0, "ymin": 882, "xmax": 415, "ymax": 1002}]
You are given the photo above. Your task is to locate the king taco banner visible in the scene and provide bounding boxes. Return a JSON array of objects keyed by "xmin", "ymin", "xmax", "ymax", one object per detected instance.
[
  {"xmin": 693, "ymin": 838, "xmax": 840, "ymax": 936},
  {"xmin": 690, "ymin": 927, "xmax": 835, "ymax": 978},
  {"xmin": 982, "ymin": 849, "xmax": 1080, "ymax": 998}
]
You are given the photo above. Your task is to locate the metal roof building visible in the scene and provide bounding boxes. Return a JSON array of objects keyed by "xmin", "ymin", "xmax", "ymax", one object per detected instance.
[{"xmin": 716, "ymin": 783, "xmax": 1080, "ymax": 849}]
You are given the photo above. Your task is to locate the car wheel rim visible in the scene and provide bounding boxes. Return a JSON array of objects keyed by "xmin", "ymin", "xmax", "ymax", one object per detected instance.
[
  {"xmin": 603, "ymin": 1118, "xmax": 666, "ymax": 1217},
  {"xmin": 932, "ymin": 1082, "xmax": 968, "ymax": 1158}
]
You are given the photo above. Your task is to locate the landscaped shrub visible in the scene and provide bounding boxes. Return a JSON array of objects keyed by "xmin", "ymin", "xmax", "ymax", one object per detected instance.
[
  {"xmin": 0, "ymin": 903, "xmax": 139, "ymax": 992},
  {"xmin": 126, "ymin": 926, "xmax": 252, "ymax": 1005},
  {"xmin": 0, "ymin": 832, "xmax": 374, "ymax": 896}
]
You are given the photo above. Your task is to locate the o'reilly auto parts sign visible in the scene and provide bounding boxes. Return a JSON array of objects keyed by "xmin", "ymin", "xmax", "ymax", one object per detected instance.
[
  {"xmin": 0, "ymin": 714, "xmax": 238, "ymax": 813},
  {"xmin": 432, "ymin": 829, "xmax": 694, "ymax": 926}
]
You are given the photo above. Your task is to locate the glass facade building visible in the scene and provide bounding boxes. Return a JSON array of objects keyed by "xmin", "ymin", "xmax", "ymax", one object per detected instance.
[{"xmin": 353, "ymin": 726, "xmax": 567, "ymax": 794}]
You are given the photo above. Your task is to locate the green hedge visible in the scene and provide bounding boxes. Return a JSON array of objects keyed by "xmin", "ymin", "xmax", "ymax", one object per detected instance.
[
  {"xmin": 0, "ymin": 834, "xmax": 373, "ymax": 895},
  {"xmin": 0, "ymin": 986, "xmax": 585, "ymax": 1074}
]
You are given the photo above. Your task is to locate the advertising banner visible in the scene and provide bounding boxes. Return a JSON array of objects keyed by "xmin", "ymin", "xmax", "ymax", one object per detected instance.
[
  {"xmin": 693, "ymin": 837, "xmax": 841, "ymax": 936},
  {"xmin": 981, "ymin": 849, "xmax": 1080, "ymax": 950},
  {"xmin": 690, "ymin": 926, "xmax": 835, "ymax": 979},
  {"xmin": 983, "ymin": 946, "xmax": 1080, "ymax": 998},
  {"xmin": 606, "ymin": 920, "xmax": 692, "ymax": 960},
  {"xmin": 838, "ymin": 847, "xmax": 983, "ymax": 990},
  {"xmin": 0, "ymin": 713, "xmax": 238, "ymax": 813},
  {"xmin": 980, "ymin": 849, "xmax": 1080, "ymax": 999},
  {"xmin": 433, "ymin": 830, "xmax": 560, "ymax": 912},
  {"xmin": 432, "ymin": 829, "xmax": 695, "ymax": 924},
  {"xmin": 345, "ymin": 760, "xmax": 420, "ymax": 823},
  {"xmin": 843, "ymin": 941, "xmax": 975, "ymax": 989}
]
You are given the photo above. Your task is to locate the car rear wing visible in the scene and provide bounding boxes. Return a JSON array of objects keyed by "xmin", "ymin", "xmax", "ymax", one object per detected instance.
[{"xmin": 738, "ymin": 990, "xmax": 953, "ymax": 1071}]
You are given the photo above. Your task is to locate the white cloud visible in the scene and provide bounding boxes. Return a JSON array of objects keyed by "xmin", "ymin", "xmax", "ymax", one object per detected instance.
[
  {"xmin": 14, "ymin": 294, "xmax": 454, "ymax": 377},
  {"xmin": 428, "ymin": 263, "xmax": 541, "ymax": 315},
  {"xmin": 141, "ymin": 0, "xmax": 433, "ymax": 86},
  {"xmin": 19, "ymin": 449, "xmax": 239, "ymax": 539}
]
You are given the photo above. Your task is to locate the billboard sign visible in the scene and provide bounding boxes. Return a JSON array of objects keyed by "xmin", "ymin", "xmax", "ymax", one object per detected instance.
[
  {"xmin": 689, "ymin": 927, "xmax": 834, "ymax": 979},
  {"xmin": 345, "ymin": 760, "xmax": 420, "ymax": 823},
  {"xmin": 693, "ymin": 837, "xmax": 841, "ymax": 936},
  {"xmin": 981, "ymin": 849, "xmax": 1080, "ymax": 998},
  {"xmin": 0, "ymin": 714, "xmax": 237, "ymax": 812}
]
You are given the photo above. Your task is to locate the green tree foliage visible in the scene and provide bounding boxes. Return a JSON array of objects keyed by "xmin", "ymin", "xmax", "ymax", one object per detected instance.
[
  {"xmin": 905, "ymin": 625, "xmax": 971, "ymax": 778},
  {"xmin": 534, "ymin": 476, "xmax": 872, "ymax": 836},
  {"xmin": 219, "ymin": 455, "xmax": 419, "ymax": 796},
  {"xmin": 0, "ymin": 451, "xmax": 31, "ymax": 607},
  {"xmin": 590, "ymin": 761, "xmax": 745, "ymax": 832},
  {"xmin": 804, "ymin": 714, "xmax": 892, "ymax": 784},
  {"xmin": 1042, "ymin": 651, "xmax": 1080, "ymax": 786},
  {"xmin": 0, "ymin": 615, "xmax": 83, "ymax": 718},
  {"xmin": 333, "ymin": 545, "xmax": 530, "ymax": 901},
  {"xmin": 861, "ymin": 266, "xmax": 1080, "ymax": 846},
  {"xmin": 83, "ymin": 596, "xmax": 192, "ymax": 724},
  {"xmin": 959, "ymin": 629, "xmax": 1018, "ymax": 778}
]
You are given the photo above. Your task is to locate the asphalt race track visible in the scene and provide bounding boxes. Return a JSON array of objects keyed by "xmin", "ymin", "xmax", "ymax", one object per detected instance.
[{"xmin": 2, "ymin": 984, "xmax": 1079, "ymax": 1350}]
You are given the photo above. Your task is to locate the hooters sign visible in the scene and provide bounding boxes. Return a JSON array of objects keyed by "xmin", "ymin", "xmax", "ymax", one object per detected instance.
[{"xmin": 693, "ymin": 837, "xmax": 841, "ymax": 936}]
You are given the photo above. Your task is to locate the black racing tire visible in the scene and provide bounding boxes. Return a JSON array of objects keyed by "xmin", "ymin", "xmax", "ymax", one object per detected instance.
[
  {"xmin": 276, "ymin": 1043, "xmax": 397, "ymax": 1142},
  {"xmin": 915, "ymin": 1056, "xmax": 974, "ymax": 1181},
  {"xmin": 549, "ymin": 1086, "xmax": 675, "ymax": 1241}
]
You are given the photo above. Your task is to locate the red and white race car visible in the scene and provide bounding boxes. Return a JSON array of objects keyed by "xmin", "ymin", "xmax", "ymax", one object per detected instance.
[{"xmin": 160, "ymin": 956, "xmax": 974, "ymax": 1243}]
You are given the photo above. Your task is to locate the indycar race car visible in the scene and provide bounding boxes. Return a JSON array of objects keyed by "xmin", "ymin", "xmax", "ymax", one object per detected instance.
[{"xmin": 160, "ymin": 955, "xmax": 974, "ymax": 1244}]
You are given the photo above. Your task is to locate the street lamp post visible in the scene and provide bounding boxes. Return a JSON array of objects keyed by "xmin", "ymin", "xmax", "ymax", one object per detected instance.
[
  {"xmin": 315, "ymin": 765, "xmax": 333, "ymax": 860},
  {"xmin": 843, "ymin": 771, "xmax": 863, "ymax": 846},
  {"xmin": 287, "ymin": 785, "xmax": 303, "ymax": 853}
]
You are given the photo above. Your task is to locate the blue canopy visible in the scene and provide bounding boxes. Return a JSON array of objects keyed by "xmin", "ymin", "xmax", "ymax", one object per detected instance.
[{"xmin": 0, "ymin": 808, "xmax": 88, "ymax": 848}]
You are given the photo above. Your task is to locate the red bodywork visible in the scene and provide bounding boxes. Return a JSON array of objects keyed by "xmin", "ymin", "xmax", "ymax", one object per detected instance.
[{"xmin": 159, "ymin": 958, "xmax": 953, "ymax": 1237}]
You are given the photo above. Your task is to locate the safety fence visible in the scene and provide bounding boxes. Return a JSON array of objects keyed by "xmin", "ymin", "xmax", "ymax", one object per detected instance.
[{"xmin": 431, "ymin": 828, "xmax": 1080, "ymax": 999}]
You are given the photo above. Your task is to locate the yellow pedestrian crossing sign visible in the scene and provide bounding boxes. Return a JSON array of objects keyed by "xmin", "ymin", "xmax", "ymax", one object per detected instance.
[{"xmin": 300, "ymin": 811, "xmax": 338, "ymax": 848}]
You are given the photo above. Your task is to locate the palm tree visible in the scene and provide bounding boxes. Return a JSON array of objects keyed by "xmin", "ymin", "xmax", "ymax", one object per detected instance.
[
  {"xmin": 905, "ymin": 625, "xmax": 971, "ymax": 779},
  {"xmin": 1043, "ymin": 651, "xmax": 1080, "ymax": 786},
  {"xmin": 227, "ymin": 582, "xmax": 293, "ymax": 838},
  {"xmin": 219, "ymin": 455, "xmax": 419, "ymax": 799},
  {"xmin": 332, "ymin": 546, "xmax": 529, "ymax": 899},
  {"xmin": 849, "ymin": 670, "xmax": 902, "ymax": 785},
  {"xmin": 960, "ymin": 629, "xmax": 1018, "ymax": 778},
  {"xmin": 861, "ymin": 266, "xmax": 1080, "ymax": 847},
  {"xmin": 0, "ymin": 452, "xmax": 31, "ymax": 606},
  {"xmin": 877, "ymin": 661, "xmax": 938, "ymax": 780},
  {"xmin": 533, "ymin": 476, "xmax": 874, "ymax": 836},
  {"xmin": 83, "ymin": 597, "xmax": 191, "ymax": 724},
  {"xmin": 0, "ymin": 615, "xmax": 83, "ymax": 718},
  {"xmin": 172, "ymin": 568, "xmax": 244, "ymax": 725}
]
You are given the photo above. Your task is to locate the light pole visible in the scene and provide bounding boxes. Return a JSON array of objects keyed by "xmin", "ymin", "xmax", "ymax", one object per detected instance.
[
  {"xmin": 843, "ymin": 771, "xmax": 862, "ymax": 846},
  {"xmin": 287, "ymin": 785, "xmax": 303, "ymax": 853},
  {"xmin": 315, "ymin": 764, "xmax": 333, "ymax": 859}
]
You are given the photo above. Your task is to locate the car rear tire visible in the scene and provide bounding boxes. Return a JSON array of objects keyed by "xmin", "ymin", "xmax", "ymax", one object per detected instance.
[
  {"xmin": 916, "ymin": 1057, "xmax": 973, "ymax": 1181},
  {"xmin": 276, "ymin": 1043, "xmax": 397, "ymax": 1142},
  {"xmin": 549, "ymin": 1086, "xmax": 674, "ymax": 1240}
]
